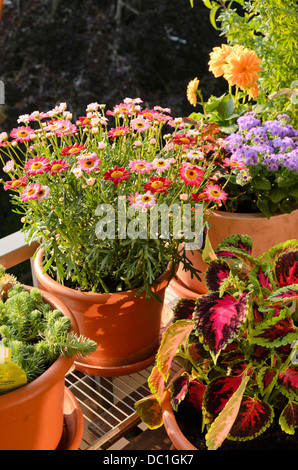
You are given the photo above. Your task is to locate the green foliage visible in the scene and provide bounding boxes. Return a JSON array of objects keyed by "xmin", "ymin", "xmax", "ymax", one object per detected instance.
[{"xmin": 0, "ymin": 266, "xmax": 97, "ymax": 387}]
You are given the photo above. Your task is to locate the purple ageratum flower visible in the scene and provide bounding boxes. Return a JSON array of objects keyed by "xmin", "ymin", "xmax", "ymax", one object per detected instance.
[
  {"xmin": 282, "ymin": 150, "xmax": 298, "ymax": 172},
  {"xmin": 241, "ymin": 146, "xmax": 259, "ymax": 166},
  {"xmin": 237, "ymin": 113, "xmax": 261, "ymax": 133},
  {"xmin": 245, "ymin": 126, "xmax": 268, "ymax": 144},
  {"xmin": 225, "ymin": 133, "xmax": 245, "ymax": 153}
]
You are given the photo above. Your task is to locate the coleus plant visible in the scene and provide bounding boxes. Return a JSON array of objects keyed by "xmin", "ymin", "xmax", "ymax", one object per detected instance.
[{"xmin": 135, "ymin": 234, "xmax": 298, "ymax": 449}]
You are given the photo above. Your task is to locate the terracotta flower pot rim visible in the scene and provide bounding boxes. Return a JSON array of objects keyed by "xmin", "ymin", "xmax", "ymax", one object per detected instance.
[
  {"xmin": 208, "ymin": 207, "xmax": 298, "ymax": 222},
  {"xmin": 34, "ymin": 247, "xmax": 172, "ymax": 301}
]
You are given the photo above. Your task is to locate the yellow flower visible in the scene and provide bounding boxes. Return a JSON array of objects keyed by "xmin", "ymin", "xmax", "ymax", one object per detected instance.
[
  {"xmin": 187, "ymin": 77, "xmax": 200, "ymax": 106},
  {"xmin": 208, "ymin": 44, "xmax": 234, "ymax": 78},
  {"xmin": 223, "ymin": 47, "xmax": 262, "ymax": 90}
]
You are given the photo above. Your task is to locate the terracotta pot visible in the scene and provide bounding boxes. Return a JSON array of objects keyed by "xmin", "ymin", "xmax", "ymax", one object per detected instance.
[
  {"xmin": 0, "ymin": 287, "xmax": 79, "ymax": 450},
  {"xmin": 162, "ymin": 389, "xmax": 196, "ymax": 450},
  {"xmin": 33, "ymin": 249, "xmax": 172, "ymax": 376},
  {"xmin": 170, "ymin": 208, "xmax": 298, "ymax": 298}
]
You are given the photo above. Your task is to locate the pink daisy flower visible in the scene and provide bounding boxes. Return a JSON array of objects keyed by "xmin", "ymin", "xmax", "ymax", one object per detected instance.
[
  {"xmin": 152, "ymin": 158, "xmax": 171, "ymax": 173},
  {"xmin": 222, "ymin": 157, "xmax": 246, "ymax": 170},
  {"xmin": 36, "ymin": 185, "xmax": 51, "ymax": 201},
  {"xmin": 10, "ymin": 126, "xmax": 35, "ymax": 143},
  {"xmin": 45, "ymin": 120, "xmax": 77, "ymax": 136},
  {"xmin": 24, "ymin": 156, "xmax": 51, "ymax": 175},
  {"xmin": 3, "ymin": 160, "xmax": 15, "ymax": 173},
  {"xmin": 130, "ymin": 117, "xmax": 151, "ymax": 132},
  {"xmin": 49, "ymin": 159, "xmax": 71, "ymax": 175},
  {"xmin": 20, "ymin": 183, "xmax": 42, "ymax": 201},
  {"xmin": 77, "ymin": 153, "xmax": 101, "ymax": 173},
  {"xmin": 202, "ymin": 184, "xmax": 228, "ymax": 204},
  {"xmin": 61, "ymin": 144, "xmax": 86, "ymax": 156},
  {"xmin": 144, "ymin": 176, "xmax": 172, "ymax": 194},
  {"xmin": 179, "ymin": 163, "xmax": 205, "ymax": 187},
  {"xmin": 134, "ymin": 191, "xmax": 156, "ymax": 209},
  {"xmin": 103, "ymin": 166, "xmax": 131, "ymax": 186},
  {"xmin": 107, "ymin": 126, "xmax": 131, "ymax": 140},
  {"xmin": 127, "ymin": 192, "xmax": 140, "ymax": 208},
  {"xmin": 128, "ymin": 159, "xmax": 152, "ymax": 174},
  {"xmin": 4, "ymin": 176, "xmax": 28, "ymax": 191}
]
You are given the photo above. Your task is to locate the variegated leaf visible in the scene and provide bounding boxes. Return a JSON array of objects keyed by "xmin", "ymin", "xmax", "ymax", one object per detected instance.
[
  {"xmin": 205, "ymin": 259, "xmax": 230, "ymax": 292},
  {"xmin": 156, "ymin": 319, "xmax": 194, "ymax": 382},
  {"xmin": 267, "ymin": 284, "xmax": 298, "ymax": 303},
  {"xmin": 148, "ymin": 365, "xmax": 165, "ymax": 404},
  {"xmin": 171, "ymin": 374, "xmax": 189, "ymax": 411},
  {"xmin": 205, "ymin": 373, "xmax": 251, "ymax": 450},
  {"xmin": 275, "ymin": 251, "xmax": 298, "ymax": 287},
  {"xmin": 186, "ymin": 378, "xmax": 207, "ymax": 412},
  {"xmin": 134, "ymin": 395, "xmax": 163, "ymax": 429},
  {"xmin": 172, "ymin": 298, "xmax": 196, "ymax": 323},
  {"xmin": 249, "ymin": 309, "xmax": 298, "ymax": 348},
  {"xmin": 228, "ymin": 396, "xmax": 274, "ymax": 441},
  {"xmin": 193, "ymin": 292, "xmax": 249, "ymax": 363},
  {"xmin": 279, "ymin": 401, "xmax": 298, "ymax": 434},
  {"xmin": 278, "ymin": 366, "xmax": 298, "ymax": 401}
]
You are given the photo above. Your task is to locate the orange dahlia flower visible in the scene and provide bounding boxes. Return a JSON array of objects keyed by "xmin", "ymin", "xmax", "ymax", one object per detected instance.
[
  {"xmin": 187, "ymin": 77, "xmax": 200, "ymax": 106},
  {"xmin": 223, "ymin": 48, "xmax": 262, "ymax": 90},
  {"xmin": 208, "ymin": 44, "xmax": 234, "ymax": 78}
]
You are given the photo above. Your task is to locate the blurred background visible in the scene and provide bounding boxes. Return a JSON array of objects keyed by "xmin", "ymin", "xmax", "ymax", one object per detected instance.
[{"xmin": 0, "ymin": 0, "xmax": 224, "ymax": 277}]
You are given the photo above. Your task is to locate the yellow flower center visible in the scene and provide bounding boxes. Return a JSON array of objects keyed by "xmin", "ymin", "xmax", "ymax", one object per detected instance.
[
  {"xmin": 11, "ymin": 180, "xmax": 21, "ymax": 188},
  {"xmin": 68, "ymin": 148, "xmax": 80, "ymax": 153},
  {"xmin": 51, "ymin": 163, "xmax": 63, "ymax": 171},
  {"xmin": 31, "ymin": 162, "xmax": 43, "ymax": 170},
  {"xmin": 185, "ymin": 169, "xmax": 197, "ymax": 180},
  {"xmin": 111, "ymin": 170, "xmax": 123, "ymax": 178},
  {"xmin": 156, "ymin": 160, "xmax": 166, "ymax": 167},
  {"xmin": 210, "ymin": 189, "xmax": 221, "ymax": 197},
  {"xmin": 135, "ymin": 163, "xmax": 146, "ymax": 169},
  {"xmin": 180, "ymin": 137, "xmax": 190, "ymax": 144},
  {"xmin": 152, "ymin": 181, "xmax": 163, "ymax": 189},
  {"xmin": 18, "ymin": 130, "xmax": 29, "ymax": 137},
  {"xmin": 83, "ymin": 160, "xmax": 94, "ymax": 167},
  {"xmin": 142, "ymin": 195, "xmax": 151, "ymax": 202},
  {"xmin": 27, "ymin": 188, "xmax": 37, "ymax": 196}
]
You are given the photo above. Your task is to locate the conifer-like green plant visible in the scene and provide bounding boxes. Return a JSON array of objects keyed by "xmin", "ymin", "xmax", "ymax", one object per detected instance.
[{"xmin": 0, "ymin": 266, "xmax": 97, "ymax": 388}]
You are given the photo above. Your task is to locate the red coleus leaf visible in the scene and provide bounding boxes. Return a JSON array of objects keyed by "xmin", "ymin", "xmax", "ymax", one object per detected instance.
[
  {"xmin": 186, "ymin": 379, "xmax": 207, "ymax": 412},
  {"xmin": 172, "ymin": 298, "xmax": 196, "ymax": 323},
  {"xmin": 257, "ymin": 367, "xmax": 276, "ymax": 395},
  {"xmin": 275, "ymin": 251, "xmax": 298, "ymax": 287},
  {"xmin": 249, "ymin": 309, "xmax": 297, "ymax": 348},
  {"xmin": 279, "ymin": 401, "xmax": 298, "ymax": 434},
  {"xmin": 203, "ymin": 375, "xmax": 244, "ymax": 425},
  {"xmin": 228, "ymin": 396, "xmax": 274, "ymax": 441},
  {"xmin": 205, "ymin": 259, "xmax": 230, "ymax": 292},
  {"xmin": 278, "ymin": 366, "xmax": 298, "ymax": 401},
  {"xmin": 255, "ymin": 266, "xmax": 273, "ymax": 291},
  {"xmin": 193, "ymin": 292, "xmax": 249, "ymax": 363},
  {"xmin": 171, "ymin": 374, "xmax": 189, "ymax": 411}
]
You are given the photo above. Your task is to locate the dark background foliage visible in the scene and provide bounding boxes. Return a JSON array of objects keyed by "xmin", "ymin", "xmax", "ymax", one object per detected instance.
[{"xmin": 0, "ymin": 0, "xmax": 224, "ymax": 242}]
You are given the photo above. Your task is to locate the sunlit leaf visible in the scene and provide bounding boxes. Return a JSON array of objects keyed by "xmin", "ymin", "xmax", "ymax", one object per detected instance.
[
  {"xmin": 279, "ymin": 402, "xmax": 298, "ymax": 434},
  {"xmin": 228, "ymin": 397, "xmax": 274, "ymax": 441},
  {"xmin": 134, "ymin": 395, "xmax": 163, "ymax": 430}
]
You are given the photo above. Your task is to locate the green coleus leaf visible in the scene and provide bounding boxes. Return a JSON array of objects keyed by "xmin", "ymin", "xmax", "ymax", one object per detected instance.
[
  {"xmin": 148, "ymin": 365, "xmax": 165, "ymax": 405},
  {"xmin": 194, "ymin": 292, "xmax": 249, "ymax": 363},
  {"xmin": 278, "ymin": 366, "xmax": 298, "ymax": 401},
  {"xmin": 134, "ymin": 395, "xmax": 163, "ymax": 430},
  {"xmin": 214, "ymin": 234, "xmax": 253, "ymax": 260},
  {"xmin": 279, "ymin": 401, "xmax": 298, "ymax": 434},
  {"xmin": 228, "ymin": 397, "xmax": 274, "ymax": 442},
  {"xmin": 156, "ymin": 319, "xmax": 194, "ymax": 382},
  {"xmin": 205, "ymin": 372, "xmax": 251, "ymax": 450},
  {"xmin": 249, "ymin": 309, "xmax": 298, "ymax": 348}
]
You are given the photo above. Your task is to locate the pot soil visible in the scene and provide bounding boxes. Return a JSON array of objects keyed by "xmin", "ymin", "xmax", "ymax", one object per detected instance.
[
  {"xmin": 170, "ymin": 208, "xmax": 298, "ymax": 298},
  {"xmin": 0, "ymin": 287, "xmax": 79, "ymax": 450},
  {"xmin": 33, "ymin": 249, "xmax": 172, "ymax": 376}
]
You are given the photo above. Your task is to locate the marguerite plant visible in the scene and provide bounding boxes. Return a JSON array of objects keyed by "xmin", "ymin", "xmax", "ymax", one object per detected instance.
[
  {"xmin": 135, "ymin": 235, "xmax": 298, "ymax": 450},
  {"xmin": 0, "ymin": 99, "xmax": 224, "ymax": 297}
]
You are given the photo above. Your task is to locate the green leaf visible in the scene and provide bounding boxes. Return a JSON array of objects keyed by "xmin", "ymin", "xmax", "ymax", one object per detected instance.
[
  {"xmin": 269, "ymin": 188, "xmax": 288, "ymax": 203},
  {"xmin": 254, "ymin": 177, "xmax": 271, "ymax": 190},
  {"xmin": 148, "ymin": 365, "xmax": 165, "ymax": 405},
  {"xmin": 279, "ymin": 402, "xmax": 298, "ymax": 434}
]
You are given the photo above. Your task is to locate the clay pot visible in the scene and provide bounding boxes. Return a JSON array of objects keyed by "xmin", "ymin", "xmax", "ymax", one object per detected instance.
[
  {"xmin": 33, "ymin": 249, "xmax": 171, "ymax": 376},
  {"xmin": 170, "ymin": 208, "xmax": 298, "ymax": 298},
  {"xmin": 0, "ymin": 287, "xmax": 79, "ymax": 450}
]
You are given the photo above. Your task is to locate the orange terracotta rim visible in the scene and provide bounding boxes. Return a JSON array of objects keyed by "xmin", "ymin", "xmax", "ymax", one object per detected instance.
[
  {"xmin": 56, "ymin": 388, "xmax": 84, "ymax": 450},
  {"xmin": 208, "ymin": 207, "xmax": 298, "ymax": 222}
]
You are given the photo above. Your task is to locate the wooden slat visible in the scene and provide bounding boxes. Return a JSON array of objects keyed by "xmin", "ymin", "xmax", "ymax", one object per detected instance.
[{"xmin": 0, "ymin": 231, "xmax": 38, "ymax": 268}]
